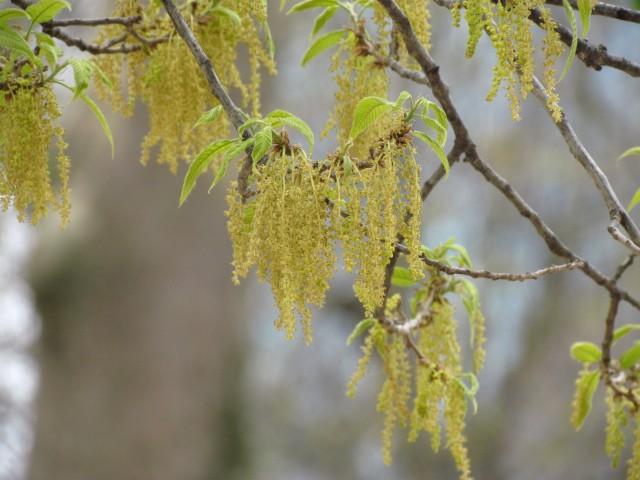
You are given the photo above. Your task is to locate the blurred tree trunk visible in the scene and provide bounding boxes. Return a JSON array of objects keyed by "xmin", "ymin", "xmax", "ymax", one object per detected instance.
[{"xmin": 27, "ymin": 112, "xmax": 249, "ymax": 480}]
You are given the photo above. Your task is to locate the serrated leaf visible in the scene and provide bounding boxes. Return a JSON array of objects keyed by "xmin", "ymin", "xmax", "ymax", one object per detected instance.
[
  {"xmin": 69, "ymin": 58, "xmax": 93, "ymax": 98},
  {"xmin": 0, "ymin": 8, "xmax": 29, "ymax": 24},
  {"xmin": 73, "ymin": 91, "xmax": 114, "ymax": 158},
  {"xmin": 211, "ymin": 6, "xmax": 241, "ymax": 25},
  {"xmin": 619, "ymin": 146, "xmax": 640, "ymax": 160},
  {"xmin": 211, "ymin": 139, "xmax": 253, "ymax": 192},
  {"xmin": 288, "ymin": 0, "xmax": 339, "ymax": 14},
  {"xmin": 393, "ymin": 91, "xmax": 411, "ymax": 111},
  {"xmin": 346, "ymin": 318, "xmax": 375, "ymax": 345},
  {"xmin": 577, "ymin": 0, "xmax": 592, "ymax": 37},
  {"xmin": 391, "ymin": 266, "xmax": 419, "ymax": 287},
  {"xmin": 627, "ymin": 188, "xmax": 640, "ymax": 212},
  {"xmin": 265, "ymin": 109, "xmax": 314, "ymax": 154},
  {"xmin": 26, "ymin": 0, "xmax": 71, "ymax": 25},
  {"xmin": 620, "ymin": 343, "xmax": 640, "ymax": 369},
  {"xmin": 39, "ymin": 42, "xmax": 60, "ymax": 67},
  {"xmin": 412, "ymin": 131, "xmax": 450, "ymax": 178},
  {"xmin": 251, "ymin": 127, "xmax": 273, "ymax": 162},
  {"xmin": 194, "ymin": 105, "xmax": 224, "ymax": 128},
  {"xmin": 90, "ymin": 60, "xmax": 112, "ymax": 90},
  {"xmin": 613, "ymin": 324, "xmax": 640, "ymax": 343},
  {"xmin": 421, "ymin": 116, "xmax": 447, "ymax": 146},
  {"xmin": 180, "ymin": 139, "xmax": 236, "ymax": 205},
  {"xmin": 0, "ymin": 25, "xmax": 36, "ymax": 62},
  {"xmin": 570, "ymin": 341, "xmax": 602, "ymax": 364},
  {"xmin": 311, "ymin": 6, "xmax": 338, "ymax": 37},
  {"xmin": 559, "ymin": 0, "xmax": 578, "ymax": 82},
  {"xmin": 301, "ymin": 29, "xmax": 344, "ymax": 66},
  {"xmin": 573, "ymin": 369, "xmax": 600, "ymax": 430},
  {"xmin": 349, "ymin": 96, "xmax": 394, "ymax": 140}
]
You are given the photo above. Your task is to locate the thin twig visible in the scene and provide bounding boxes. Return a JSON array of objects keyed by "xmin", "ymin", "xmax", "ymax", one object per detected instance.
[
  {"xmin": 612, "ymin": 255, "xmax": 635, "ymax": 284},
  {"xmin": 48, "ymin": 15, "xmax": 143, "ymax": 27},
  {"xmin": 608, "ymin": 222, "xmax": 640, "ymax": 256},
  {"xmin": 545, "ymin": 0, "xmax": 640, "ymax": 25}
]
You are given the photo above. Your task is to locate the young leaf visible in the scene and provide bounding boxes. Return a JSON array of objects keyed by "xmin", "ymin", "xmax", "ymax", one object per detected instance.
[
  {"xmin": 0, "ymin": 8, "xmax": 29, "ymax": 24},
  {"xmin": 620, "ymin": 342, "xmax": 640, "ymax": 369},
  {"xmin": 0, "ymin": 25, "xmax": 37, "ymax": 63},
  {"xmin": 577, "ymin": 0, "xmax": 592, "ymax": 37},
  {"xmin": 265, "ymin": 110, "xmax": 315, "ymax": 154},
  {"xmin": 69, "ymin": 58, "xmax": 93, "ymax": 98},
  {"xmin": 288, "ymin": 0, "xmax": 339, "ymax": 14},
  {"xmin": 301, "ymin": 29, "xmax": 345, "ymax": 66},
  {"xmin": 26, "ymin": 0, "xmax": 71, "ymax": 25},
  {"xmin": 194, "ymin": 105, "xmax": 224, "ymax": 128},
  {"xmin": 391, "ymin": 266, "xmax": 419, "ymax": 287},
  {"xmin": 619, "ymin": 146, "xmax": 640, "ymax": 160},
  {"xmin": 311, "ymin": 6, "xmax": 338, "ymax": 37},
  {"xmin": 251, "ymin": 127, "xmax": 273, "ymax": 162},
  {"xmin": 393, "ymin": 91, "xmax": 412, "ymax": 111},
  {"xmin": 210, "ymin": 139, "xmax": 253, "ymax": 192},
  {"xmin": 412, "ymin": 131, "xmax": 450, "ymax": 178},
  {"xmin": 570, "ymin": 341, "xmax": 602, "ymax": 364},
  {"xmin": 75, "ymin": 91, "xmax": 114, "ymax": 157},
  {"xmin": 559, "ymin": 0, "xmax": 578, "ymax": 81},
  {"xmin": 210, "ymin": 6, "xmax": 242, "ymax": 25},
  {"xmin": 180, "ymin": 139, "xmax": 236, "ymax": 205},
  {"xmin": 262, "ymin": 21, "xmax": 276, "ymax": 60},
  {"xmin": 613, "ymin": 324, "xmax": 640, "ymax": 343},
  {"xmin": 346, "ymin": 318, "xmax": 375, "ymax": 345},
  {"xmin": 90, "ymin": 60, "xmax": 113, "ymax": 90},
  {"xmin": 627, "ymin": 188, "xmax": 640, "ymax": 212},
  {"xmin": 349, "ymin": 96, "xmax": 394, "ymax": 140},
  {"xmin": 456, "ymin": 373, "xmax": 480, "ymax": 414},
  {"xmin": 448, "ymin": 243, "xmax": 473, "ymax": 268},
  {"xmin": 573, "ymin": 369, "xmax": 600, "ymax": 430}
]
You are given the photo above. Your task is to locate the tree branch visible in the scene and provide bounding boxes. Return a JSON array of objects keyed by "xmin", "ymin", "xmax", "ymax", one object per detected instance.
[{"xmin": 545, "ymin": 0, "xmax": 640, "ymax": 25}]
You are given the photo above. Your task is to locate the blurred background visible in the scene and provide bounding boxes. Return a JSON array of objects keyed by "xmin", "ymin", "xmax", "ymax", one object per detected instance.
[{"xmin": 1, "ymin": 1, "xmax": 640, "ymax": 479}]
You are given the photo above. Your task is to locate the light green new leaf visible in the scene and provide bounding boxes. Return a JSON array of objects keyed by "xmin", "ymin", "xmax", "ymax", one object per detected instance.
[
  {"xmin": 573, "ymin": 369, "xmax": 600, "ymax": 430},
  {"xmin": 455, "ymin": 373, "xmax": 479, "ymax": 414},
  {"xmin": 627, "ymin": 188, "xmax": 640, "ymax": 212},
  {"xmin": 90, "ymin": 60, "xmax": 112, "ymax": 90},
  {"xmin": 349, "ymin": 96, "xmax": 394, "ymax": 140},
  {"xmin": 570, "ymin": 341, "xmax": 602, "ymax": 364},
  {"xmin": 618, "ymin": 146, "xmax": 640, "ymax": 160},
  {"xmin": 210, "ymin": 139, "xmax": 253, "ymax": 192},
  {"xmin": 393, "ymin": 90, "xmax": 412, "ymax": 111},
  {"xmin": 613, "ymin": 324, "xmax": 640, "ymax": 343},
  {"xmin": 421, "ymin": 116, "xmax": 447, "ymax": 146},
  {"xmin": 211, "ymin": 6, "xmax": 241, "ymax": 25},
  {"xmin": 265, "ymin": 109, "xmax": 314, "ymax": 154},
  {"xmin": 39, "ymin": 42, "xmax": 61, "ymax": 67},
  {"xmin": 391, "ymin": 266, "xmax": 419, "ymax": 287},
  {"xmin": 0, "ymin": 8, "xmax": 29, "ymax": 24},
  {"xmin": 346, "ymin": 318, "xmax": 375, "ymax": 345},
  {"xmin": 0, "ymin": 25, "xmax": 37, "ymax": 63},
  {"xmin": 311, "ymin": 6, "xmax": 338, "ymax": 37},
  {"xmin": 301, "ymin": 29, "xmax": 344, "ymax": 66},
  {"xmin": 559, "ymin": 0, "xmax": 578, "ymax": 81},
  {"xmin": 76, "ymin": 91, "xmax": 114, "ymax": 157},
  {"xmin": 412, "ymin": 131, "xmax": 450, "ymax": 178},
  {"xmin": 458, "ymin": 278, "xmax": 480, "ymax": 345},
  {"xmin": 448, "ymin": 243, "xmax": 473, "ymax": 268},
  {"xmin": 577, "ymin": 0, "xmax": 592, "ymax": 37},
  {"xmin": 262, "ymin": 21, "xmax": 276, "ymax": 60},
  {"xmin": 620, "ymin": 342, "xmax": 640, "ymax": 369},
  {"xmin": 251, "ymin": 127, "xmax": 273, "ymax": 162},
  {"xmin": 69, "ymin": 58, "xmax": 93, "ymax": 98},
  {"xmin": 288, "ymin": 0, "xmax": 339, "ymax": 14},
  {"xmin": 26, "ymin": 0, "xmax": 71, "ymax": 25},
  {"xmin": 194, "ymin": 105, "xmax": 224, "ymax": 128},
  {"xmin": 180, "ymin": 139, "xmax": 235, "ymax": 205}
]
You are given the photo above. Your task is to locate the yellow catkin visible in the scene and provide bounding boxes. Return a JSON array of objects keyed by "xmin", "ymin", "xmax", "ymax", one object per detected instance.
[
  {"xmin": 605, "ymin": 389, "xmax": 628, "ymax": 468},
  {"xmin": 628, "ymin": 413, "xmax": 640, "ymax": 480},
  {"xmin": 0, "ymin": 86, "xmax": 70, "ymax": 226}
]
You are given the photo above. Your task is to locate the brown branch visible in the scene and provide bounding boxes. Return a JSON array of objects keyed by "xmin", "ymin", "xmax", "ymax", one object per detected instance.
[
  {"xmin": 612, "ymin": 255, "xmax": 635, "ymax": 284},
  {"xmin": 47, "ymin": 15, "xmax": 143, "ymax": 27},
  {"xmin": 545, "ymin": 0, "xmax": 640, "ymax": 25}
]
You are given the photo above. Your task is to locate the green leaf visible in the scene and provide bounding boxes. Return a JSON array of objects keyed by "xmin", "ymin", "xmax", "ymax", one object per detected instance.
[
  {"xmin": 412, "ymin": 131, "xmax": 450, "ymax": 178},
  {"xmin": 447, "ymin": 243, "xmax": 472, "ymax": 268},
  {"xmin": 265, "ymin": 109, "xmax": 314, "ymax": 154},
  {"xmin": 349, "ymin": 96, "xmax": 394, "ymax": 140},
  {"xmin": 0, "ymin": 25, "xmax": 36, "ymax": 63},
  {"xmin": 301, "ymin": 29, "xmax": 344, "ymax": 66},
  {"xmin": 262, "ymin": 21, "xmax": 276, "ymax": 60},
  {"xmin": 613, "ymin": 324, "xmax": 640, "ymax": 343},
  {"xmin": 391, "ymin": 266, "xmax": 419, "ymax": 287},
  {"xmin": 346, "ymin": 318, "xmax": 375, "ymax": 345},
  {"xmin": 393, "ymin": 91, "xmax": 412, "ymax": 111},
  {"xmin": 26, "ymin": 0, "xmax": 71, "ymax": 25},
  {"xmin": 0, "ymin": 8, "xmax": 29, "ymax": 24},
  {"xmin": 288, "ymin": 0, "xmax": 339, "ymax": 14},
  {"xmin": 74, "ymin": 91, "xmax": 114, "ymax": 157},
  {"xmin": 180, "ymin": 139, "xmax": 236, "ymax": 205},
  {"xmin": 194, "ymin": 105, "xmax": 224, "ymax": 128},
  {"xmin": 627, "ymin": 188, "xmax": 640, "ymax": 212},
  {"xmin": 251, "ymin": 127, "xmax": 273, "ymax": 162},
  {"xmin": 89, "ymin": 60, "xmax": 112, "ymax": 90},
  {"xmin": 620, "ymin": 342, "xmax": 640, "ymax": 369},
  {"xmin": 210, "ymin": 139, "xmax": 253, "ymax": 192},
  {"xmin": 311, "ymin": 6, "xmax": 338, "ymax": 37},
  {"xmin": 570, "ymin": 341, "xmax": 602, "ymax": 364},
  {"xmin": 455, "ymin": 373, "xmax": 479, "ymax": 414},
  {"xmin": 619, "ymin": 146, "xmax": 640, "ymax": 160},
  {"xmin": 38, "ymin": 42, "xmax": 61, "ymax": 67},
  {"xmin": 559, "ymin": 0, "xmax": 578, "ymax": 81},
  {"xmin": 573, "ymin": 369, "xmax": 600, "ymax": 430},
  {"xmin": 69, "ymin": 58, "xmax": 93, "ymax": 98},
  {"xmin": 211, "ymin": 6, "xmax": 242, "ymax": 25},
  {"xmin": 577, "ymin": 0, "xmax": 592, "ymax": 37}
]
